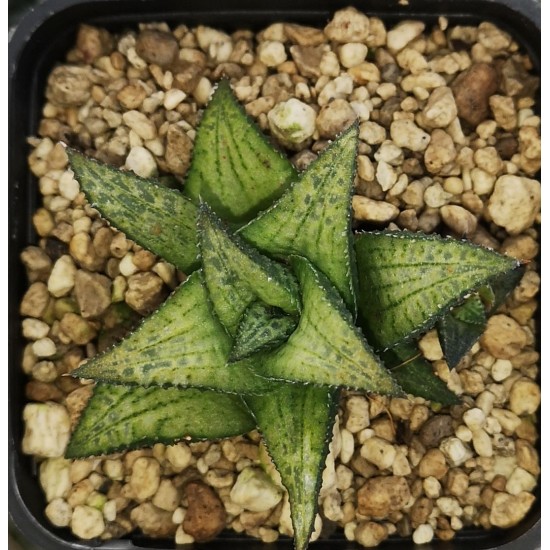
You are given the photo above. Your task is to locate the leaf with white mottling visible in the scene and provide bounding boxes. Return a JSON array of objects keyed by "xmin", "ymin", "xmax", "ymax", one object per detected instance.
[
  {"xmin": 236, "ymin": 256, "xmax": 400, "ymax": 395},
  {"xmin": 66, "ymin": 384, "xmax": 255, "ymax": 458},
  {"xmin": 184, "ymin": 79, "xmax": 297, "ymax": 224},
  {"xmin": 230, "ymin": 302, "xmax": 298, "ymax": 362},
  {"xmin": 245, "ymin": 383, "xmax": 338, "ymax": 550},
  {"xmin": 355, "ymin": 231, "xmax": 520, "ymax": 350},
  {"xmin": 240, "ymin": 124, "xmax": 359, "ymax": 313},
  {"xmin": 73, "ymin": 271, "xmax": 271, "ymax": 395},
  {"xmin": 68, "ymin": 149, "xmax": 199, "ymax": 273}
]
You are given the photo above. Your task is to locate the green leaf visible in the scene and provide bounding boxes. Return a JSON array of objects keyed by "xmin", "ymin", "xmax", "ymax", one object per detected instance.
[
  {"xmin": 239, "ymin": 256, "xmax": 400, "ymax": 395},
  {"xmin": 437, "ymin": 265, "xmax": 524, "ymax": 368},
  {"xmin": 73, "ymin": 271, "xmax": 271, "ymax": 395},
  {"xmin": 383, "ymin": 344, "xmax": 460, "ymax": 405},
  {"xmin": 452, "ymin": 294, "xmax": 486, "ymax": 324},
  {"xmin": 245, "ymin": 384, "xmax": 338, "ymax": 550},
  {"xmin": 355, "ymin": 231, "xmax": 520, "ymax": 350},
  {"xmin": 240, "ymin": 124, "xmax": 359, "ymax": 313},
  {"xmin": 437, "ymin": 296, "xmax": 486, "ymax": 370},
  {"xmin": 198, "ymin": 205, "xmax": 301, "ymax": 336},
  {"xmin": 230, "ymin": 302, "xmax": 298, "ymax": 362},
  {"xmin": 484, "ymin": 265, "xmax": 525, "ymax": 314},
  {"xmin": 184, "ymin": 80, "xmax": 297, "ymax": 224},
  {"xmin": 67, "ymin": 149, "xmax": 199, "ymax": 273},
  {"xmin": 66, "ymin": 383, "xmax": 255, "ymax": 458}
]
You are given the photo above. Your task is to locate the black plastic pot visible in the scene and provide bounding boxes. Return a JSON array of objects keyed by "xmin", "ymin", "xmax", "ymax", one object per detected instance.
[{"xmin": 8, "ymin": 1, "xmax": 541, "ymax": 549}]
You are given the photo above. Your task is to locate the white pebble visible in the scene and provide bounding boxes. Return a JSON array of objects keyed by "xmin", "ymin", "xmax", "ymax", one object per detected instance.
[
  {"xmin": 412, "ymin": 523, "xmax": 434, "ymax": 544},
  {"xmin": 505, "ymin": 467, "xmax": 537, "ymax": 495},
  {"xmin": 22, "ymin": 403, "xmax": 71, "ymax": 458},
  {"xmin": 32, "ymin": 337, "xmax": 57, "ymax": 358},
  {"xmin": 491, "ymin": 359, "xmax": 513, "ymax": 381},
  {"xmin": 230, "ymin": 467, "xmax": 283, "ymax": 512},
  {"xmin": 463, "ymin": 408, "xmax": 486, "ymax": 431},
  {"xmin": 267, "ymin": 98, "xmax": 316, "ymax": 148},
  {"xmin": 122, "ymin": 110, "xmax": 157, "ymax": 140},
  {"xmin": 103, "ymin": 500, "xmax": 117, "ymax": 522},
  {"xmin": 472, "ymin": 429, "xmax": 493, "ymax": 458},
  {"xmin": 423, "ymin": 476, "xmax": 442, "ymax": 499},
  {"xmin": 440, "ymin": 437, "xmax": 473, "ymax": 466},
  {"xmin": 163, "ymin": 89, "xmax": 186, "ymax": 110},
  {"xmin": 71, "ymin": 505, "xmax": 105, "ymax": 539},
  {"xmin": 125, "ymin": 146, "xmax": 157, "ymax": 178},
  {"xmin": 360, "ymin": 437, "xmax": 396, "ymax": 470},
  {"xmin": 59, "ymin": 170, "xmax": 80, "ymax": 200},
  {"xmin": 119, "ymin": 253, "xmax": 139, "ymax": 277},
  {"xmin": 258, "ymin": 41, "xmax": 287, "ymax": 67},
  {"xmin": 390, "ymin": 120, "xmax": 431, "ymax": 152},
  {"xmin": 338, "ymin": 43, "xmax": 368, "ymax": 68},
  {"xmin": 175, "ymin": 526, "xmax": 195, "ymax": 545},
  {"xmin": 40, "ymin": 458, "xmax": 72, "ymax": 502},
  {"xmin": 436, "ymin": 496, "xmax": 463, "ymax": 517},
  {"xmin": 45, "ymin": 498, "xmax": 72, "ymax": 527},
  {"xmin": 22, "ymin": 318, "xmax": 50, "ymax": 340},
  {"xmin": 48, "ymin": 255, "xmax": 77, "ymax": 297}
]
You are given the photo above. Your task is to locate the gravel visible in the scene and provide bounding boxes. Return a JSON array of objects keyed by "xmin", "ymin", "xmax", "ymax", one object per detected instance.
[{"xmin": 19, "ymin": 9, "xmax": 540, "ymax": 548}]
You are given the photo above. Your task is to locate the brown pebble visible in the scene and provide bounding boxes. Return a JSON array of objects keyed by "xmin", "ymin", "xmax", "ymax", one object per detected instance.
[
  {"xmin": 417, "ymin": 449, "xmax": 448, "ymax": 480},
  {"xmin": 436, "ymin": 529, "xmax": 455, "ymax": 541},
  {"xmin": 451, "ymin": 63, "xmax": 499, "ymax": 127},
  {"xmin": 409, "ymin": 497, "xmax": 433, "ymax": 526},
  {"xmin": 419, "ymin": 415, "xmax": 454, "ymax": 448},
  {"xmin": 165, "ymin": 124, "xmax": 193, "ymax": 176},
  {"xmin": 76, "ymin": 24, "xmax": 113, "ymax": 64},
  {"xmin": 136, "ymin": 30, "xmax": 179, "ymax": 68},
  {"xmin": 20, "ymin": 282, "xmax": 51, "ymax": 318},
  {"xmin": 171, "ymin": 60, "xmax": 204, "ymax": 93},
  {"xmin": 183, "ymin": 481, "xmax": 226, "ymax": 542},
  {"xmin": 357, "ymin": 476, "xmax": 411, "ymax": 519},
  {"xmin": 25, "ymin": 381, "xmax": 63, "ymax": 402},
  {"xmin": 284, "ymin": 23, "xmax": 326, "ymax": 46},
  {"xmin": 495, "ymin": 135, "xmax": 519, "ymax": 160},
  {"xmin": 480, "ymin": 314, "xmax": 527, "ymax": 359},
  {"xmin": 289, "ymin": 45, "xmax": 324, "ymax": 78},
  {"xmin": 316, "ymin": 99, "xmax": 357, "ymax": 139},
  {"xmin": 74, "ymin": 270, "xmax": 112, "ymax": 319},
  {"xmin": 125, "ymin": 272, "xmax": 166, "ymax": 315}
]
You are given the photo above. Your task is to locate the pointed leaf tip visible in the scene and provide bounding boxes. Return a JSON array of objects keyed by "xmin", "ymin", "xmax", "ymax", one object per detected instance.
[
  {"xmin": 67, "ymin": 148, "xmax": 199, "ymax": 273},
  {"xmin": 240, "ymin": 125, "xmax": 359, "ymax": 313},
  {"xmin": 245, "ymin": 384, "xmax": 338, "ymax": 550},
  {"xmin": 184, "ymin": 79, "xmax": 297, "ymax": 224},
  {"xmin": 72, "ymin": 272, "xmax": 271, "ymax": 395},
  {"xmin": 66, "ymin": 384, "xmax": 255, "ymax": 458},
  {"xmin": 356, "ymin": 231, "xmax": 520, "ymax": 350}
]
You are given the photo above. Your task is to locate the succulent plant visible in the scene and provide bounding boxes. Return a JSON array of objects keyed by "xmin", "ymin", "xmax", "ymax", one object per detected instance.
[{"xmin": 65, "ymin": 80, "xmax": 521, "ymax": 550}]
